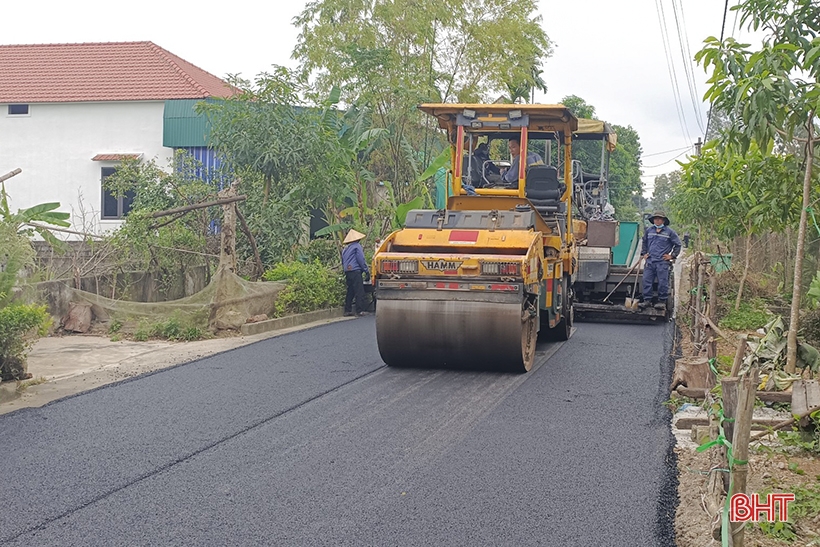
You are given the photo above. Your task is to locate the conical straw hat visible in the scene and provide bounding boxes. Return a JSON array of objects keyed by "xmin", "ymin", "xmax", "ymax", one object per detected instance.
[{"xmin": 343, "ymin": 229, "xmax": 366, "ymax": 244}]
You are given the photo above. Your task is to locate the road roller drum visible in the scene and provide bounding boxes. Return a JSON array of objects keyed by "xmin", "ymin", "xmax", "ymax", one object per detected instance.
[{"xmin": 376, "ymin": 294, "xmax": 538, "ymax": 373}]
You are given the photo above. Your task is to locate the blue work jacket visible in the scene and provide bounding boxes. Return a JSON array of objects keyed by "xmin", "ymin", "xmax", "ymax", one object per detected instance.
[
  {"xmin": 342, "ymin": 242, "xmax": 369, "ymax": 275},
  {"xmin": 641, "ymin": 225, "xmax": 682, "ymax": 262}
]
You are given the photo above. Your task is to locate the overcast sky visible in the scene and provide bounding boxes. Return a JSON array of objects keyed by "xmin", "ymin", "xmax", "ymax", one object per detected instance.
[{"xmin": 5, "ymin": 0, "xmax": 757, "ymax": 195}]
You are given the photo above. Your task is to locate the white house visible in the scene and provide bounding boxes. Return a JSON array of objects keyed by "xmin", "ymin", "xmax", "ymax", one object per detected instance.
[{"xmin": 0, "ymin": 41, "xmax": 232, "ymax": 235}]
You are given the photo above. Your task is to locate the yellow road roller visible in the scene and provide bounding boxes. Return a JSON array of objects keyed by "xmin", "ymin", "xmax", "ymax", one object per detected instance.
[{"xmin": 372, "ymin": 104, "xmax": 583, "ymax": 372}]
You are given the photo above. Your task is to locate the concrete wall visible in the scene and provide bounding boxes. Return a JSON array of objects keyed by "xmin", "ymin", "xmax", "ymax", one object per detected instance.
[
  {"xmin": 0, "ymin": 101, "xmax": 172, "ymax": 235},
  {"xmin": 30, "ymin": 266, "xmax": 210, "ymax": 320}
]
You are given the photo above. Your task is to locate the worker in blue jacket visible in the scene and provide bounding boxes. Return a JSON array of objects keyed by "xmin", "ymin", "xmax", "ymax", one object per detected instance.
[
  {"xmin": 640, "ymin": 211, "xmax": 681, "ymax": 310},
  {"xmin": 341, "ymin": 229, "xmax": 371, "ymax": 317}
]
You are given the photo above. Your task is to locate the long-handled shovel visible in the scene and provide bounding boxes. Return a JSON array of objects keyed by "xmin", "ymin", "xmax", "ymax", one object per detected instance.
[
  {"xmin": 602, "ymin": 257, "xmax": 642, "ymax": 304},
  {"xmin": 624, "ymin": 256, "xmax": 644, "ymax": 310}
]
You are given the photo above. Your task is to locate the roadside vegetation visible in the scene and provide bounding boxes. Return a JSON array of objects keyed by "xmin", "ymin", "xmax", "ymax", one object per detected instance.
[
  {"xmin": 667, "ymin": 2, "xmax": 820, "ymax": 544},
  {"xmin": 0, "ymin": 173, "xmax": 63, "ymax": 381}
]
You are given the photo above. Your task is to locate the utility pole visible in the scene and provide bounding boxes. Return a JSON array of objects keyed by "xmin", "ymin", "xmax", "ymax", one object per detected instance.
[{"xmin": 694, "ymin": 137, "xmax": 703, "ymax": 156}]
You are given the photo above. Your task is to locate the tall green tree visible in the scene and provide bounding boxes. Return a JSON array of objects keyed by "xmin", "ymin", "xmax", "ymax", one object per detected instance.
[
  {"xmin": 609, "ymin": 124, "xmax": 644, "ymax": 221},
  {"xmin": 558, "ymin": 96, "xmax": 643, "ymax": 221},
  {"xmin": 293, "ymin": 0, "xmax": 552, "ymax": 196},
  {"xmin": 198, "ymin": 68, "xmax": 335, "ymax": 206},
  {"xmin": 670, "ymin": 144, "xmax": 802, "ymax": 308},
  {"xmin": 561, "ymin": 95, "xmax": 596, "ymax": 119},
  {"xmin": 696, "ymin": 0, "xmax": 820, "ymax": 371},
  {"xmin": 651, "ymin": 171, "xmax": 680, "ymax": 211}
]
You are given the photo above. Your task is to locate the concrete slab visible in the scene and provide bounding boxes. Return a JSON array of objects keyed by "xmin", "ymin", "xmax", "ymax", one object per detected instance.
[{"xmin": 0, "ymin": 311, "xmax": 357, "ymax": 415}]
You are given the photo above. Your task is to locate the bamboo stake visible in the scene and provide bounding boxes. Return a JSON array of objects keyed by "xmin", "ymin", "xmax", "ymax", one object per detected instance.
[
  {"xmin": 750, "ymin": 404, "xmax": 820, "ymax": 442},
  {"xmin": 707, "ymin": 271, "xmax": 718, "ymax": 359},
  {"xmin": 693, "ymin": 255, "xmax": 705, "ymax": 355},
  {"xmin": 0, "ymin": 168, "xmax": 22, "ymax": 183},
  {"xmin": 721, "ymin": 377, "xmax": 739, "ymax": 492},
  {"xmin": 729, "ymin": 369, "xmax": 758, "ymax": 546},
  {"xmin": 730, "ymin": 335, "xmax": 748, "ymax": 377},
  {"xmin": 690, "ymin": 253, "xmax": 700, "ymax": 343}
]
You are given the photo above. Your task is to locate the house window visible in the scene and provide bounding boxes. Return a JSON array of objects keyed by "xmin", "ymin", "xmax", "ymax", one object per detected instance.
[
  {"xmin": 8, "ymin": 104, "xmax": 29, "ymax": 116},
  {"xmin": 101, "ymin": 167, "xmax": 134, "ymax": 219}
]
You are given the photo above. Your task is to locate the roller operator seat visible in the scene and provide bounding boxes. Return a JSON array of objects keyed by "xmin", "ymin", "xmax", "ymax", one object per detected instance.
[{"xmin": 525, "ymin": 165, "xmax": 567, "ymax": 216}]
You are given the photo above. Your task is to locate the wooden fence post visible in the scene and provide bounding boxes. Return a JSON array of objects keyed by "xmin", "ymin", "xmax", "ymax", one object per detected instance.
[
  {"xmin": 690, "ymin": 252, "xmax": 700, "ymax": 343},
  {"xmin": 693, "ymin": 255, "xmax": 705, "ymax": 355},
  {"xmin": 707, "ymin": 270, "xmax": 718, "ymax": 359}
]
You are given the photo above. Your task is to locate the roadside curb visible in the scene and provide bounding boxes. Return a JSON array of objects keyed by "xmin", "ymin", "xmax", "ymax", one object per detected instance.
[
  {"xmin": 240, "ymin": 307, "xmax": 346, "ymax": 336},
  {"xmin": 0, "ymin": 380, "xmax": 20, "ymax": 405}
]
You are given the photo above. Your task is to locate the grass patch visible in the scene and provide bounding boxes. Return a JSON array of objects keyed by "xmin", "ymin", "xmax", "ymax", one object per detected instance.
[
  {"xmin": 132, "ymin": 316, "xmax": 206, "ymax": 342},
  {"xmin": 16, "ymin": 375, "xmax": 48, "ymax": 393},
  {"xmin": 758, "ymin": 483, "xmax": 820, "ymax": 541},
  {"xmin": 718, "ymin": 299, "xmax": 772, "ymax": 331}
]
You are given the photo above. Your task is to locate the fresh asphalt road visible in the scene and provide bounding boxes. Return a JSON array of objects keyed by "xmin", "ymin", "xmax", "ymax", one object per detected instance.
[{"xmin": 0, "ymin": 317, "xmax": 677, "ymax": 546}]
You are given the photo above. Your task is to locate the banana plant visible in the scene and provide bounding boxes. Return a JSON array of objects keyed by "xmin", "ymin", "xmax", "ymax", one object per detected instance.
[{"xmin": 1, "ymin": 173, "xmax": 70, "ymax": 248}]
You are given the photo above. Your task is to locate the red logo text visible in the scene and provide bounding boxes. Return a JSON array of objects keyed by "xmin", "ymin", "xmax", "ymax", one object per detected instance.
[{"xmin": 729, "ymin": 493, "xmax": 795, "ymax": 522}]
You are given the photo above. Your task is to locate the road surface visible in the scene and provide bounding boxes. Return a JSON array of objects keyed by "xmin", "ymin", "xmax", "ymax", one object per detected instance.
[{"xmin": 0, "ymin": 318, "xmax": 677, "ymax": 546}]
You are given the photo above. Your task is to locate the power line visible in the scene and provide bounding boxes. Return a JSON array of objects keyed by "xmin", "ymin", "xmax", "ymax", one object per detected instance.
[
  {"xmin": 672, "ymin": 0, "xmax": 706, "ymax": 133},
  {"xmin": 704, "ymin": 0, "xmax": 731, "ymax": 141},
  {"xmin": 655, "ymin": 0, "xmax": 693, "ymax": 146},
  {"xmin": 643, "ymin": 148, "xmax": 692, "ymax": 169},
  {"xmin": 644, "ymin": 145, "xmax": 692, "ymax": 158}
]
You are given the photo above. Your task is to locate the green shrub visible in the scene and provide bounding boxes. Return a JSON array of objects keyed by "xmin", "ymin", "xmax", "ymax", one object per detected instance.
[
  {"xmin": 263, "ymin": 260, "xmax": 345, "ymax": 317},
  {"xmin": 133, "ymin": 320, "xmax": 151, "ymax": 341},
  {"xmin": 719, "ymin": 299, "xmax": 772, "ymax": 331},
  {"xmin": 0, "ymin": 304, "xmax": 51, "ymax": 381},
  {"xmin": 108, "ymin": 319, "xmax": 123, "ymax": 335}
]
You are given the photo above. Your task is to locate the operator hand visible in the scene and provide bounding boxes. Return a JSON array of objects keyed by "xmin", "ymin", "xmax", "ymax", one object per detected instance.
[
  {"xmin": 662, "ymin": 253, "xmax": 673, "ymax": 261},
  {"xmin": 642, "ymin": 253, "xmax": 650, "ymax": 260}
]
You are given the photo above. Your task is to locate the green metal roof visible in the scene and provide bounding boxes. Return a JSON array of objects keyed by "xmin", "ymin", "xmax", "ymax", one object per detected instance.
[{"xmin": 163, "ymin": 99, "xmax": 216, "ymax": 147}]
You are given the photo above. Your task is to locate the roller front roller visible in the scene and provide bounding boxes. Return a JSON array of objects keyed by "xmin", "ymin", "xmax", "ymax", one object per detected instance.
[{"xmin": 376, "ymin": 294, "xmax": 538, "ymax": 373}]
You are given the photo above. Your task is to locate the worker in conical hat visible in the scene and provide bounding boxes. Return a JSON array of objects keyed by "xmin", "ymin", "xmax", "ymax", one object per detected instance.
[
  {"xmin": 343, "ymin": 229, "xmax": 366, "ymax": 245},
  {"xmin": 639, "ymin": 211, "xmax": 681, "ymax": 310},
  {"xmin": 341, "ymin": 229, "xmax": 371, "ymax": 316}
]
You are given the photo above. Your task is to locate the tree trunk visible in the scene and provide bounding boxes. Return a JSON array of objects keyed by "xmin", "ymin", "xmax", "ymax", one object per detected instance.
[
  {"xmin": 236, "ymin": 207, "xmax": 263, "ymax": 281},
  {"xmin": 787, "ymin": 117, "xmax": 815, "ymax": 373},
  {"xmin": 263, "ymin": 173, "xmax": 271, "ymax": 206},
  {"xmin": 219, "ymin": 181, "xmax": 239, "ymax": 274},
  {"xmin": 735, "ymin": 231, "xmax": 752, "ymax": 311}
]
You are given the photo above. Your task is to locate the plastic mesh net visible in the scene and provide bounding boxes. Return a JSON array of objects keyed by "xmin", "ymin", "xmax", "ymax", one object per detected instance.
[{"xmin": 69, "ymin": 266, "xmax": 285, "ymax": 332}]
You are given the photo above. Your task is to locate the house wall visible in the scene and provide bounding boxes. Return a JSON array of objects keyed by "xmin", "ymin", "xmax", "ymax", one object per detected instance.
[{"xmin": 0, "ymin": 101, "xmax": 172, "ymax": 235}]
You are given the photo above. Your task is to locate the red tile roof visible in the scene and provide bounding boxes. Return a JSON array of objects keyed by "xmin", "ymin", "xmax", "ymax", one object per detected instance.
[
  {"xmin": 91, "ymin": 154, "xmax": 142, "ymax": 161},
  {"xmin": 0, "ymin": 41, "xmax": 235, "ymax": 103}
]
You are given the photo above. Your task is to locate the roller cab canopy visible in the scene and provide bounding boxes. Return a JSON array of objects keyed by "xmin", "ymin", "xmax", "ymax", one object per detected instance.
[
  {"xmin": 418, "ymin": 103, "xmax": 579, "ymax": 140},
  {"xmin": 574, "ymin": 118, "xmax": 617, "ymax": 151}
]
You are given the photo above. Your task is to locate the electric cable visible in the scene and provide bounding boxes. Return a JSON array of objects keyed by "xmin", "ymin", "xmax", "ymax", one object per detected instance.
[
  {"xmin": 672, "ymin": 0, "xmax": 706, "ymax": 133},
  {"xmin": 655, "ymin": 0, "xmax": 692, "ymax": 146},
  {"xmin": 644, "ymin": 145, "xmax": 693, "ymax": 158},
  {"xmin": 704, "ymin": 0, "xmax": 731, "ymax": 141},
  {"xmin": 643, "ymin": 148, "xmax": 692, "ymax": 169}
]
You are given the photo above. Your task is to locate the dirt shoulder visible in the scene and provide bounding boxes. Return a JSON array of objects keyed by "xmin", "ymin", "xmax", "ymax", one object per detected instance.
[
  {"xmin": 0, "ymin": 316, "xmax": 352, "ymax": 415},
  {"xmin": 671, "ymin": 253, "xmax": 820, "ymax": 545}
]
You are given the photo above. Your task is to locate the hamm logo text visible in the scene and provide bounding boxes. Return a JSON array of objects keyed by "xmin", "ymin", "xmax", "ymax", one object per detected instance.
[{"xmin": 423, "ymin": 260, "xmax": 462, "ymax": 271}]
